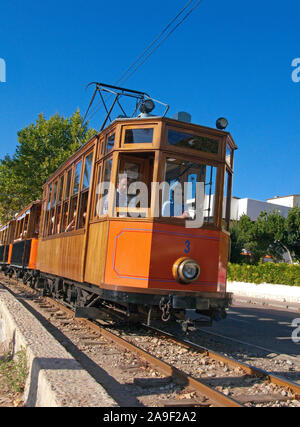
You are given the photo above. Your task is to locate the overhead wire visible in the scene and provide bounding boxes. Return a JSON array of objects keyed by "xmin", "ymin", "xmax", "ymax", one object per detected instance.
[
  {"xmin": 115, "ymin": 0, "xmax": 197, "ymax": 86},
  {"xmin": 80, "ymin": 0, "xmax": 203, "ymax": 132},
  {"xmin": 117, "ymin": 0, "xmax": 203, "ymax": 86}
]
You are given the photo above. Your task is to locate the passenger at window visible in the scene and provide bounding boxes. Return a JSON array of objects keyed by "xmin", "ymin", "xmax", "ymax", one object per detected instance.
[
  {"xmin": 102, "ymin": 176, "xmax": 130, "ymax": 216},
  {"xmin": 65, "ymin": 211, "xmax": 77, "ymax": 232},
  {"xmin": 161, "ymin": 182, "xmax": 189, "ymax": 219}
]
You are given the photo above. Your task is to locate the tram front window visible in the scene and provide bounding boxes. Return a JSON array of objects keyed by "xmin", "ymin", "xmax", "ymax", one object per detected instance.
[
  {"xmin": 114, "ymin": 154, "xmax": 153, "ymax": 218},
  {"xmin": 162, "ymin": 158, "xmax": 217, "ymax": 224}
]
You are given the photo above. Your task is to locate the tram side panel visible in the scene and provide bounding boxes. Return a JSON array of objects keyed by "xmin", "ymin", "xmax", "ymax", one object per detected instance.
[
  {"xmin": 36, "ymin": 234, "xmax": 85, "ymax": 283},
  {"xmin": 83, "ymin": 221, "xmax": 109, "ymax": 286}
]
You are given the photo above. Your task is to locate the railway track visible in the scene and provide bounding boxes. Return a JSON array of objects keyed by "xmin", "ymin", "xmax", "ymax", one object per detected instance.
[{"xmin": 1, "ymin": 275, "xmax": 300, "ymax": 407}]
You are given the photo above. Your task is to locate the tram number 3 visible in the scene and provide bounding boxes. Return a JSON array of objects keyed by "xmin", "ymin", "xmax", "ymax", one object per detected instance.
[{"xmin": 184, "ymin": 240, "xmax": 191, "ymax": 254}]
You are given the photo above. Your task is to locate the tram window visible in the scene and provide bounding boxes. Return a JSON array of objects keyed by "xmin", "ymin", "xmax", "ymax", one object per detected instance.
[
  {"xmin": 65, "ymin": 169, "xmax": 72, "ymax": 199},
  {"xmin": 53, "ymin": 205, "xmax": 61, "ymax": 234},
  {"xmin": 47, "ymin": 184, "xmax": 53, "ymax": 211},
  {"xmin": 73, "ymin": 161, "xmax": 82, "ymax": 195},
  {"xmin": 204, "ymin": 166, "xmax": 217, "ymax": 223},
  {"xmin": 82, "ymin": 153, "xmax": 93, "ymax": 190},
  {"xmin": 43, "ymin": 185, "xmax": 52, "ymax": 236},
  {"xmin": 52, "ymin": 181, "xmax": 58, "ymax": 207},
  {"xmin": 54, "ymin": 175, "xmax": 64, "ymax": 235},
  {"xmin": 49, "ymin": 208, "xmax": 56, "ymax": 235},
  {"xmin": 48, "ymin": 180, "xmax": 58, "ymax": 235},
  {"xmin": 19, "ymin": 218, "xmax": 24, "ymax": 239},
  {"xmin": 95, "ymin": 159, "xmax": 112, "ymax": 217},
  {"xmin": 61, "ymin": 201, "xmax": 69, "ymax": 232},
  {"xmin": 66, "ymin": 196, "xmax": 78, "ymax": 232},
  {"xmin": 34, "ymin": 207, "xmax": 41, "ymax": 236},
  {"xmin": 167, "ymin": 130, "xmax": 219, "ymax": 155},
  {"xmin": 124, "ymin": 128, "xmax": 154, "ymax": 144},
  {"xmin": 65, "ymin": 161, "xmax": 82, "ymax": 232},
  {"xmin": 43, "ymin": 202, "xmax": 48, "ymax": 237},
  {"xmin": 60, "ymin": 169, "xmax": 72, "ymax": 233},
  {"xmin": 23, "ymin": 214, "xmax": 29, "ymax": 237},
  {"xmin": 114, "ymin": 154, "xmax": 153, "ymax": 218},
  {"xmin": 162, "ymin": 158, "xmax": 206, "ymax": 219},
  {"xmin": 78, "ymin": 190, "xmax": 88, "ymax": 228},
  {"xmin": 78, "ymin": 152, "xmax": 93, "ymax": 228},
  {"xmin": 222, "ymin": 169, "xmax": 232, "ymax": 231},
  {"xmin": 105, "ymin": 134, "xmax": 115, "ymax": 154},
  {"xmin": 226, "ymin": 142, "xmax": 233, "ymax": 168},
  {"xmin": 94, "ymin": 165, "xmax": 102, "ymax": 217},
  {"xmin": 58, "ymin": 175, "xmax": 64, "ymax": 202}
]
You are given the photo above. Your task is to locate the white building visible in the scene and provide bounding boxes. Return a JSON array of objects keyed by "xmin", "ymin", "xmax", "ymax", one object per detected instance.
[
  {"xmin": 267, "ymin": 195, "xmax": 300, "ymax": 208},
  {"xmin": 229, "ymin": 196, "xmax": 293, "ymax": 221},
  {"xmin": 203, "ymin": 194, "xmax": 298, "ymax": 222}
]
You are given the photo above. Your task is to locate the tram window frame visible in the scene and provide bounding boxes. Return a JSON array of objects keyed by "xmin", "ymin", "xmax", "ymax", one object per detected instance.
[
  {"xmin": 23, "ymin": 213, "xmax": 30, "ymax": 238},
  {"xmin": 66, "ymin": 160, "xmax": 82, "ymax": 233},
  {"xmin": 161, "ymin": 156, "xmax": 219, "ymax": 226},
  {"xmin": 94, "ymin": 157, "xmax": 113, "ymax": 219},
  {"xmin": 113, "ymin": 153, "xmax": 152, "ymax": 218},
  {"xmin": 225, "ymin": 142, "xmax": 233, "ymax": 168},
  {"xmin": 54, "ymin": 174, "xmax": 65, "ymax": 235},
  {"xmin": 222, "ymin": 167, "xmax": 233, "ymax": 231},
  {"xmin": 103, "ymin": 133, "xmax": 115, "ymax": 155},
  {"xmin": 93, "ymin": 163, "xmax": 102, "ymax": 219},
  {"xmin": 164, "ymin": 125, "xmax": 222, "ymax": 160},
  {"xmin": 121, "ymin": 124, "xmax": 156, "ymax": 149},
  {"xmin": 61, "ymin": 168, "xmax": 73, "ymax": 233},
  {"xmin": 78, "ymin": 151, "xmax": 94, "ymax": 229},
  {"xmin": 48, "ymin": 180, "xmax": 58, "ymax": 236},
  {"xmin": 97, "ymin": 136, "xmax": 105, "ymax": 159},
  {"xmin": 33, "ymin": 205, "xmax": 41, "ymax": 237},
  {"xmin": 43, "ymin": 183, "xmax": 53, "ymax": 237}
]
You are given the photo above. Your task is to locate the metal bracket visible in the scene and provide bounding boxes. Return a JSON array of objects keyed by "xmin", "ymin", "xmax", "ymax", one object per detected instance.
[{"xmin": 82, "ymin": 82, "xmax": 170, "ymax": 132}]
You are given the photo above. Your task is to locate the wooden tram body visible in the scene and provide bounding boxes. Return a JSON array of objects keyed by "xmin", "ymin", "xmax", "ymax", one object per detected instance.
[{"xmin": 31, "ymin": 113, "xmax": 237, "ymax": 325}]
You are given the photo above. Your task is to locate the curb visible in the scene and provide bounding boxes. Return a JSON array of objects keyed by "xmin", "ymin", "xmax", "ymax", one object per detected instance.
[{"xmin": 231, "ymin": 295, "xmax": 300, "ymax": 312}]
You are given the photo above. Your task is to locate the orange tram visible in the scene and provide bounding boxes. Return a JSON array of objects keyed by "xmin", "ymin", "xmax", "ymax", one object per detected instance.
[{"xmin": 0, "ymin": 85, "xmax": 237, "ymax": 329}]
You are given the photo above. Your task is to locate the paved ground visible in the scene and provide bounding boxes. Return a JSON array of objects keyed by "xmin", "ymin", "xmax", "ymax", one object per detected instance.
[{"xmin": 199, "ymin": 301, "xmax": 300, "ymax": 358}]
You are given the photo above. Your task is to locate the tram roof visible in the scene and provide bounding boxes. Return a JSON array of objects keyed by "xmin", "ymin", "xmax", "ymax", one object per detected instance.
[{"xmin": 44, "ymin": 115, "xmax": 237, "ymax": 186}]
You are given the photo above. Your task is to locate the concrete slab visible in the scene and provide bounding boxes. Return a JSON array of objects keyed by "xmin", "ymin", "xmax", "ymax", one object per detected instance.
[{"xmin": 0, "ymin": 284, "xmax": 118, "ymax": 407}]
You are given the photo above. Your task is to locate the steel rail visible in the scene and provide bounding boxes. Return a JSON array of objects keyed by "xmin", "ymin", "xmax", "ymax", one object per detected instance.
[
  {"xmin": 144, "ymin": 325, "xmax": 300, "ymax": 397},
  {"xmin": 3, "ymin": 276, "xmax": 298, "ymax": 405},
  {"xmin": 45, "ymin": 298, "xmax": 242, "ymax": 407}
]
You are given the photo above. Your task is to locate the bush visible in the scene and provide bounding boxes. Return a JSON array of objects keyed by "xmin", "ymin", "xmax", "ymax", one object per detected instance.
[{"xmin": 227, "ymin": 262, "xmax": 300, "ymax": 286}]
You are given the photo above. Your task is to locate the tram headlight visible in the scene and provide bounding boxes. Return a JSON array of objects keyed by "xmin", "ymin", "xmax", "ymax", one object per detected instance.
[
  {"xmin": 172, "ymin": 257, "xmax": 200, "ymax": 284},
  {"xmin": 139, "ymin": 99, "xmax": 155, "ymax": 114}
]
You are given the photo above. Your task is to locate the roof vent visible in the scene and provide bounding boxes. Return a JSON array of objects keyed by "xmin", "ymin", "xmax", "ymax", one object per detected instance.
[{"xmin": 172, "ymin": 112, "xmax": 191, "ymax": 123}]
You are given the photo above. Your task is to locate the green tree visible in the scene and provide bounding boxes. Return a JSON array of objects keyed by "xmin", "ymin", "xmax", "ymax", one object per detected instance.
[
  {"xmin": 0, "ymin": 110, "xmax": 96, "ymax": 223},
  {"xmin": 229, "ymin": 221, "xmax": 245, "ymax": 264},
  {"xmin": 285, "ymin": 207, "xmax": 300, "ymax": 262},
  {"xmin": 230, "ymin": 209, "xmax": 300, "ymax": 265},
  {"xmin": 237, "ymin": 212, "xmax": 284, "ymax": 264}
]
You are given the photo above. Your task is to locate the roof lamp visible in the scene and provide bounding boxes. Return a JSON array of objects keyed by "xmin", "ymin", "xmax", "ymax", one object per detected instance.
[
  {"xmin": 216, "ymin": 117, "xmax": 228, "ymax": 130},
  {"xmin": 139, "ymin": 99, "xmax": 155, "ymax": 114}
]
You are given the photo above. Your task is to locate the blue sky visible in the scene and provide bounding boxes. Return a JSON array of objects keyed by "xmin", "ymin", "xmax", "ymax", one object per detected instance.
[{"xmin": 0, "ymin": 0, "xmax": 299, "ymax": 201}]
